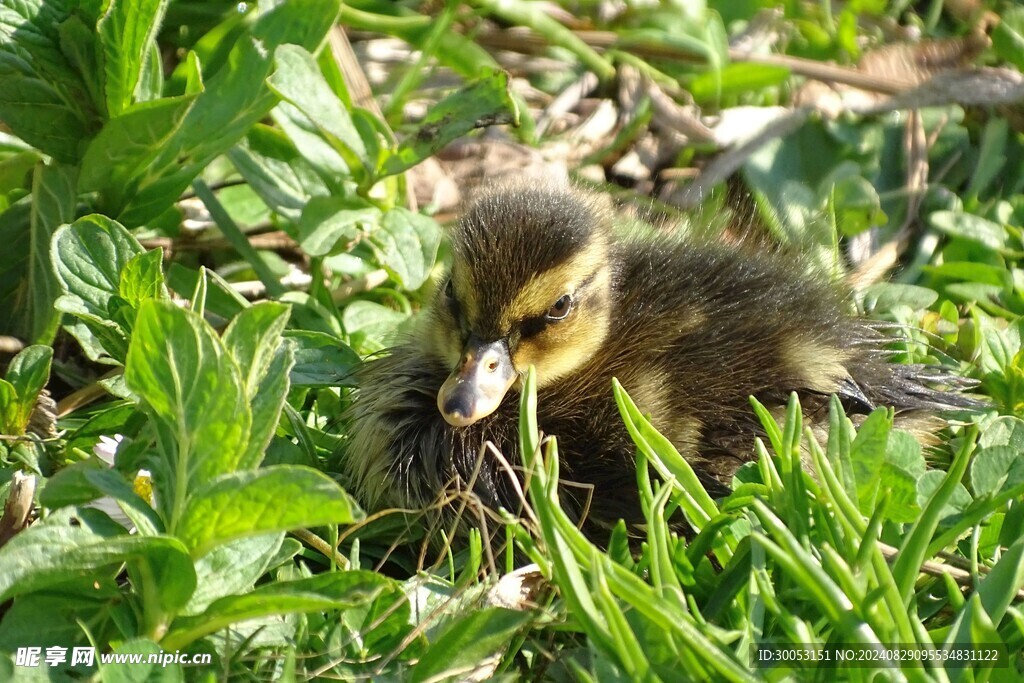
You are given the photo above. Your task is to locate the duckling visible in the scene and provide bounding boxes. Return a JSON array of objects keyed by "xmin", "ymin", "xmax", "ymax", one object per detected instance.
[{"xmin": 344, "ymin": 183, "xmax": 972, "ymax": 534}]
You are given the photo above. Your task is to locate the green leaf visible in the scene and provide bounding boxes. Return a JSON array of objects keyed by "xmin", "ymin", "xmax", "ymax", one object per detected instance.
[
  {"xmin": 124, "ymin": 300, "xmax": 250, "ymax": 490},
  {"xmin": 967, "ymin": 118, "xmax": 1008, "ymax": 199},
  {"xmin": 228, "ymin": 124, "xmax": 329, "ymax": 221},
  {"xmin": 0, "ymin": 201, "xmax": 31, "ymax": 336},
  {"xmin": 26, "ymin": 162, "xmax": 76, "ymax": 343},
  {"xmin": 176, "ymin": 466, "xmax": 361, "ymax": 556},
  {"xmin": 0, "ymin": 0, "xmax": 96, "ymax": 162},
  {"xmin": 224, "ymin": 302, "xmax": 294, "ymax": 469},
  {"xmin": 5, "ymin": 344, "xmax": 52, "ymax": 408},
  {"xmin": 102, "ymin": 639, "xmax": 184, "ymax": 681},
  {"xmin": 970, "ymin": 446, "xmax": 1024, "ymax": 499},
  {"xmin": 184, "ymin": 533, "xmax": 285, "ymax": 616},
  {"xmin": 162, "ymin": 570, "xmax": 389, "ymax": 650},
  {"xmin": 410, "ymin": 607, "xmax": 534, "ymax": 683},
  {"xmin": 382, "ymin": 68, "xmax": 520, "ymax": 177},
  {"xmin": 223, "ymin": 302, "xmax": 291, "ymax": 400},
  {"xmin": 297, "ymin": 195, "xmax": 381, "ymax": 257},
  {"xmin": 929, "ymin": 211, "xmax": 1007, "ymax": 250},
  {"xmin": 0, "ymin": 522, "xmax": 195, "ymax": 615},
  {"xmin": 979, "ymin": 416, "xmax": 1024, "ymax": 450},
  {"xmin": 52, "ymin": 214, "xmax": 146, "ymax": 322},
  {"xmin": 992, "ymin": 7, "xmax": 1024, "ymax": 71},
  {"xmin": 861, "ymin": 283, "xmax": 939, "ymax": 312},
  {"xmin": 40, "ymin": 462, "xmax": 162, "ymax": 536},
  {"xmin": 831, "ymin": 175, "xmax": 886, "ymax": 237},
  {"xmin": 879, "ymin": 430, "xmax": 925, "ymax": 523},
  {"xmin": 342, "ymin": 301, "xmax": 409, "ymax": 349},
  {"xmin": 286, "ymin": 330, "xmax": 361, "ymax": 386},
  {"xmin": 51, "ymin": 214, "xmax": 148, "ymax": 363},
  {"xmin": 3, "ymin": 344, "xmax": 52, "ymax": 433},
  {"xmin": 688, "ymin": 62, "xmax": 790, "ymax": 103},
  {"xmin": 119, "ymin": 248, "xmax": 168, "ymax": 308},
  {"xmin": 271, "ymin": 101, "xmax": 352, "ymax": 186},
  {"xmin": 366, "ymin": 208, "xmax": 441, "ymax": 290},
  {"xmin": 849, "ymin": 408, "xmax": 891, "ymax": 514},
  {"xmin": 266, "ymin": 44, "xmax": 368, "ymax": 175},
  {"xmin": 0, "ymin": 380, "xmax": 19, "ymax": 434},
  {"xmin": 116, "ymin": 0, "xmax": 341, "ymax": 226},
  {"xmin": 78, "ymin": 93, "xmax": 200, "ymax": 206},
  {"xmin": 97, "ymin": 0, "xmax": 169, "ymax": 117}
]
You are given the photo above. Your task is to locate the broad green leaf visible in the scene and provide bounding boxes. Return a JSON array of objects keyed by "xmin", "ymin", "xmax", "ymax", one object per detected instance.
[
  {"xmin": 382, "ymin": 68, "xmax": 520, "ymax": 177},
  {"xmin": 52, "ymin": 214, "xmax": 145, "ymax": 321},
  {"xmin": 916, "ymin": 470, "xmax": 973, "ymax": 519},
  {"xmin": 184, "ymin": 533, "xmax": 285, "ymax": 616},
  {"xmin": 0, "ymin": 585, "xmax": 127, "ymax": 655},
  {"xmin": 849, "ymin": 408, "xmax": 891, "ymax": 513},
  {"xmin": 862, "ymin": 283, "xmax": 939, "ymax": 312},
  {"xmin": 0, "ymin": 0, "xmax": 96, "ymax": 162},
  {"xmin": 285, "ymin": 330, "xmax": 361, "ymax": 386},
  {"xmin": 177, "ymin": 466, "xmax": 361, "ymax": 556},
  {"xmin": 0, "ymin": 151, "xmax": 37, "ymax": 195},
  {"xmin": 367, "ymin": 208, "xmax": 441, "ymax": 290},
  {"xmin": 56, "ymin": 13, "xmax": 103, "ymax": 116},
  {"xmin": 924, "ymin": 261, "xmax": 1012, "ymax": 287},
  {"xmin": 0, "ymin": 380, "xmax": 18, "ymax": 434},
  {"xmin": 97, "ymin": 0, "xmax": 169, "ymax": 117},
  {"xmin": 879, "ymin": 430, "xmax": 924, "ymax": 523},
  {"xmin": 979, "ymin": 416, "xmax": 1024, "ymax": 450},
  {"xmin": 410, "ymin": 607, "xmax": 534, "ymax": 683},
  {"xmin": 0, "ymin": 522, "xmax": 195, "ymax": 615},
  {"xmin": 5, "ymin": 344, "xmax": 52, "ymax": 408},
  {"xmin": 266, "ymin": 44, "xmax": 367, "ymax": 175},
  {"xmin": 992, "ymin": 7, "xmax": 1024, "ymax": 70},
  {"xmin": 0, "ymin": 201, "xmax": 31, "ymax": 335},
  {"xmin": 688, "ymin": 62, "xmax": 790, "ymax": 103},
  {"xmin": 342, "ymin": 300, "xmax": 409, "ymax": 350},
  {"xmin": 53, "ymin": 296, "xmax": 131, "ymax": 364},
  {"xmin": 297, "ymin": 195, "xmax": 381, "ymax": 257},
  {"xmin": 124, "ymin": 300, "xmax": 250, "ymax": 489},
  {"xmin": 831, "ymin": 175, "xmax": 886, "ymax": 237},
  {"xmin": 102, "ymin": 639, "xmax": 183, "ymax": 681},
  {"xmin": 116, "ymin": 0, "xmax": 340, "ymax": 226},
  {"xmin": 223, "ymin": 302, "xmax": 291, "ymax": 399},
  {"xmin": 929, "ymin": 211, "xmax": 1007, "ymax": 250},
  {"xmin": 270, "ymin": 101, "xmax": 352, "ymax": 186},
  {"xmin": 967, "ymin": 118, "xmax": 1008, "ymax": 199},
  {"xmin": 119, "ymin": 248, "xmax": 168, "ymax": 309},
  {"xmin": 228, "ymin": 124, "xmax": 329, "ymax": 221},
  {"xmin": 52, "ymin": 214, "xmax": 146, "ymax": 362},
  {"xmin": 240, "ymin": 344, "xmax": 293, "ymax": 470},
  {"xmin": 3, "ymin": 344, "xmax": 52, "ymax": 433},
  {"xmin": 40, "ymin": 462, "xmax": 162, "ymax": 536},
  {"xmin": 163, "ymin": 571, "xmax": 389, "ymax": 650},
  {"xmin": 27, "ymin": 162, "xmax": 76, "ymax": 343},
  {"xmin": 78, "ymin": 93, "xmax": 200, "ymax": 206},
  {"xmin": 224, "ymin": 302, "xmax": 294, "ymax": 469},
  {"xmin": 970, "ymin": 446, "xmax": 1024, "ymax": 499}
]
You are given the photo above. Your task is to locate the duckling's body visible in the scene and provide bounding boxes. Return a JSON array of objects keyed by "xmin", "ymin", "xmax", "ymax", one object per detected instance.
[{"xmin": 345, "ymin": 185, "xmax": 967, "ymax": 532}]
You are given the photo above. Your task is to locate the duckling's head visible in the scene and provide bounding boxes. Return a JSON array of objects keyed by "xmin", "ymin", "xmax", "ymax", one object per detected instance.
[{"xmin": 429, "ymin": 185, "xmax": 615, "ymax": 427}]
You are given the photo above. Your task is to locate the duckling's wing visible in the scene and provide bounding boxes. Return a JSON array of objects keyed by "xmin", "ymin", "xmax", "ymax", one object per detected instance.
[{"xmin": 835, "ymin": 356, "xmax": 984, "ymax": 415}]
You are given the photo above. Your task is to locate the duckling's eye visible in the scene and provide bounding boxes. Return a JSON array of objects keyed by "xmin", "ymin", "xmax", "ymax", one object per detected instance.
[
  {"xmin": 444, "ymin": 278, "xmax": 454, "ymax": 299},
  {"xmin": 546, "ymin": 294, "xmax": 573, "ymax": 321}
]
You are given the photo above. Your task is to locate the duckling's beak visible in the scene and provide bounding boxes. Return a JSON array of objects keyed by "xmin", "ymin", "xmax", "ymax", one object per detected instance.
[{"xmin": 437, "ymin": 336, "xmax": 517, "ymax": 427}]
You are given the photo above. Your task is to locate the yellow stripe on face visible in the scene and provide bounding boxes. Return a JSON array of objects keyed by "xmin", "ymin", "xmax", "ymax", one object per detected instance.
[{"xmin": 499, "ymin": 238, "xmax": 609, "ymax": 331}]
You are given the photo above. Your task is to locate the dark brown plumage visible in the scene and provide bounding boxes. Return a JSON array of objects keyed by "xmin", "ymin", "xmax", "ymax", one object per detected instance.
[{"xmin": 343, "ymin": 184, "xmax": 973, "ymax": 535}]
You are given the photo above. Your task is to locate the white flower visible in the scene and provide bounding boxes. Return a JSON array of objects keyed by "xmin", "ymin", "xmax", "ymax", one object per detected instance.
[{"xmin": 88, "ymin": 435, "xmax": 154, "ymax": 532}]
